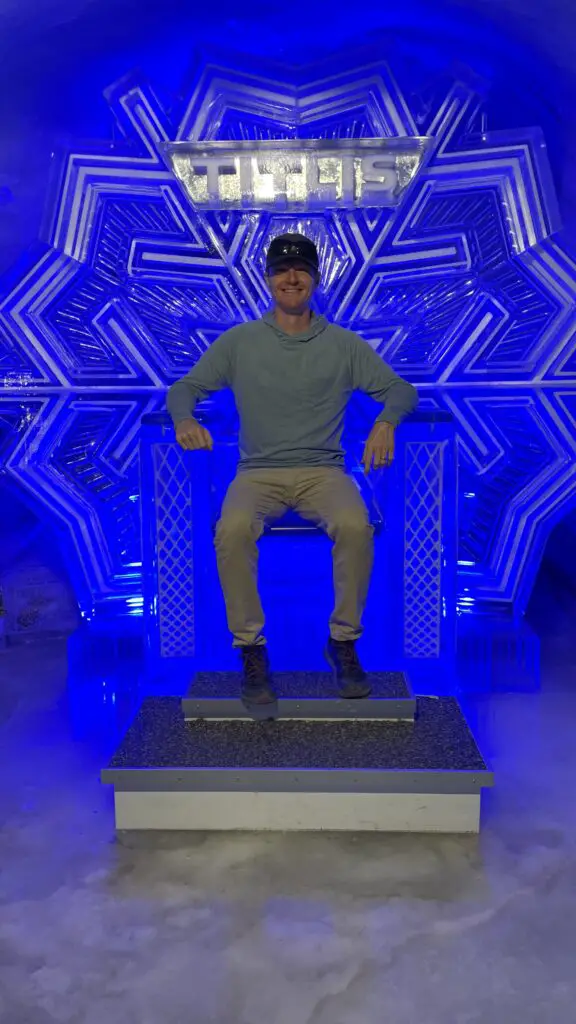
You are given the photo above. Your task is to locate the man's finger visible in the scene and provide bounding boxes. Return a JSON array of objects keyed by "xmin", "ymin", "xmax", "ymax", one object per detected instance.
[
  {"xmin": 373, "ymin": 446, "xmax": 393, "ymax": 468},
  {"xmin": 363, "ymin": 444, "xmax": 374, "ymax": 474},
  {"xmin": 178, "ymin": 429, "xmax": 213, "ymax": 451}
]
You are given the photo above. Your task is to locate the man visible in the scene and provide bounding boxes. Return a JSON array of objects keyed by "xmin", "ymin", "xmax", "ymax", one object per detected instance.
[{"xmin": 167, "ymin": 233, "xmax": 417, "ymax": 710}]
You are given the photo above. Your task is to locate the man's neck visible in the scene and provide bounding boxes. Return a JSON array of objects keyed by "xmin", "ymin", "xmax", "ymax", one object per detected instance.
[{"xmin": 273, "ymin": 306, "xmax": 313, "ymax": 336}]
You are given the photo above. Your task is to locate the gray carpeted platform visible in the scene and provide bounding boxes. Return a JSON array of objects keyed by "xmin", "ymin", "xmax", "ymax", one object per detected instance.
[
  {"xmin": 182, "ymin": 670, "xmax": 415, "ymax": 720},
  {"xmin": 102, "ymin": 696, "xmax": 493, "ymax": 795}
]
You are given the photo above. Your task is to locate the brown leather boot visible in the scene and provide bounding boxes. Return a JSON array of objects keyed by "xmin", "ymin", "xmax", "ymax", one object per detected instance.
[
  {"xmin": 240, "ymin": 645, "xmax": 277, "ymax": 711},
  {"xmin": 325, "ymin": 638, "xmax": 371, "ymax": 699}
]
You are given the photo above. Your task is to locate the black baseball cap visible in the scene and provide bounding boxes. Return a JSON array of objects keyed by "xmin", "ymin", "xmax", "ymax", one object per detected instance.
[{"xmin": 266, "ymin": 233, "xmax": 319, "ymax": 274}]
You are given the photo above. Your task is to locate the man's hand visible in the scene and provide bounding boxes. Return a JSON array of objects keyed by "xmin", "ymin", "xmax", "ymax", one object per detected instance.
[
  {"xmin": 175, "ymin": 418, "xmax": 214, "ymax": 452},
  {"xmin": 362, "ymin": 421, "xmax": 395, "ymax": 474}
]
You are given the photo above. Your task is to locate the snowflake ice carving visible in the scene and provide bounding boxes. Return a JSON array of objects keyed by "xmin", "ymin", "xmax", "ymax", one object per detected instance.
[{"xmin": 0, "ymin": 54, "xmax": 575, "ymax": 614}]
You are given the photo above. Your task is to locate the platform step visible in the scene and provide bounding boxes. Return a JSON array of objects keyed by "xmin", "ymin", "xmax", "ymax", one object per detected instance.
[
  {"xmin": 102, "ymin": 696, "xmax": 493, "ymax": 833},
  {"xmin": 182, "ymin": 670, "xmax": 415, "ymax": 721}
]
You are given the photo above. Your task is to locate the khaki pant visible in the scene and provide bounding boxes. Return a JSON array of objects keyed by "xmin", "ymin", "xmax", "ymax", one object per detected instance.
[{"xmin": 214, "ymin": 467, "xmax": 374, "ymax": 647}]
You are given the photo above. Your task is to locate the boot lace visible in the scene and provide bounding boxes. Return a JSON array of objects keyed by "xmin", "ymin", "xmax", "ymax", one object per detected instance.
[
  {"xmin": 243, "ymin": 648, "xmax": 267, "ymax": 683},
  {"xmin": 335, "ymin": 641, "xmax": 364, "ymax": 678}
]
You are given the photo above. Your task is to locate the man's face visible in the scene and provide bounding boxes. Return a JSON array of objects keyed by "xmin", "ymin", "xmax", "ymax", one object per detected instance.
[{"xmin": 267, "ymin": 261, "xmax": 318, "ymax": 314}]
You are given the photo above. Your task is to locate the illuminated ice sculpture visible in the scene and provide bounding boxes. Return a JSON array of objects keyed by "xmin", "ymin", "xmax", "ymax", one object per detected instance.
[{"xmin": 0, "ymin": 55, "xmax": 575, "ymax": 622}]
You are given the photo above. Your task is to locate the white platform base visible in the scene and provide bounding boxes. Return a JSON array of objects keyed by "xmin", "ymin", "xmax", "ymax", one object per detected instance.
[{"xmin": 115, "ymin": 790, "xmax": 482, "ymax": 833}]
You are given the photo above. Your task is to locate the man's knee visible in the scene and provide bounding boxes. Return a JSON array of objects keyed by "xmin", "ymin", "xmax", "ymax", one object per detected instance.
[
  {"xmin": 330, "ymin": 511, "xmax": 372, "ymax": 542},
  {"xmin": 215, "ymin": 511, "xmax": 257, "ymax": 550}
]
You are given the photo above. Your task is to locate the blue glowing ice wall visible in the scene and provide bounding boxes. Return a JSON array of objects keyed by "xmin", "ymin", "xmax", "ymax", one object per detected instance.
[{"xmin": 0, "ymin": 54, "xmax": 575, "ymax": 621}]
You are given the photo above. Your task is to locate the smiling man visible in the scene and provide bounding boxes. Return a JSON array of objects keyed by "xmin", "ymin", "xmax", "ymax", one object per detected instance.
[{"xmin": 167, "ymin": 233, "xmax": 418, "ymax": 710}]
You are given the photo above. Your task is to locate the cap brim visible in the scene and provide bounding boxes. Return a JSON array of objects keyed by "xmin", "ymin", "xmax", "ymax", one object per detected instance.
[{"xmin": 266, "ymin": 257, "xmax": 318, "ymax": 273}]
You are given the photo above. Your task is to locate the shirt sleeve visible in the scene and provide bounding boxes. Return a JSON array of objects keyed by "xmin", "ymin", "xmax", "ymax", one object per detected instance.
[
  {"xmin": 166, "ymin": 331, "xmax": 234, "ymax": 425},
  {"xmin": 349, "ymin": 333, "xmax": 418, "ymax": 426}
]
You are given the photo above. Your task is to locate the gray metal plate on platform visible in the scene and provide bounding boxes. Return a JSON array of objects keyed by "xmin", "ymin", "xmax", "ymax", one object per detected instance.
[
  {"xmin": 102, "ymin": 696, "xmax": 494, "ymax": 795},
  {"xmin": 182, "ymin": 670, "xmax": 416, "ymax": 721}
]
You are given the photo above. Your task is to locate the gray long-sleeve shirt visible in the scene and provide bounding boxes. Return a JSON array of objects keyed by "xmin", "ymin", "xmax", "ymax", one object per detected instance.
[{"xmin": 167, "ymin": 312, "xmax": 418, "ymax": 471}]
